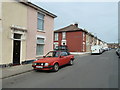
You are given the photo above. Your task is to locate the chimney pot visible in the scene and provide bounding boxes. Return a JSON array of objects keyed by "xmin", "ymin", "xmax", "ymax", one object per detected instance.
[{"xmin": 74, "ymin": 23, "xmax": 78, "ymax": 27}]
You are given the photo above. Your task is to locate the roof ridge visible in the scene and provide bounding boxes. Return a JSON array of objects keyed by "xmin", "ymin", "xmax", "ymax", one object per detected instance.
[
  {"xmin": 55, "ymin": 24, "xmax": 74, "ymax": 31},
  {"xmin": 54, "ymin": 24, "xmax": 82, "ymax": 32}
]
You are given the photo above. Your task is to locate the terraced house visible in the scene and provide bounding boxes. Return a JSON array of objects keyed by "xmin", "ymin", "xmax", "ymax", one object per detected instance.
[
  {"xmin": 0, "ymin": 0, "xmax": 57, "ymax": 66},
  {"xmin": 54, "ymin": 23, "xmax": 105, "ymax": 53},
  {"xmin": 54, "ymin": 23, "xmax": 87, "ymax": 52}
]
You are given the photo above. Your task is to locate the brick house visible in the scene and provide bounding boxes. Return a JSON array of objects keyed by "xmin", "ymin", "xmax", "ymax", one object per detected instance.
[{"xmin": 54, "ymin": 23, "xmax": 88, "ymax": 52}]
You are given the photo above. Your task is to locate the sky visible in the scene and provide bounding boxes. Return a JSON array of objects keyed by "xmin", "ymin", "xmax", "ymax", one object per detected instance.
[{"xmin": 30, "ymin": 0, "xmax": 118, "ymax": 43}]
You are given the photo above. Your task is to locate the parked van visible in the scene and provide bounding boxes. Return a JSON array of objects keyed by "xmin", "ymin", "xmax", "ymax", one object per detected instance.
[{"xmin": 91, "ymin": 45, "xmax": 103, "ymax": 54}]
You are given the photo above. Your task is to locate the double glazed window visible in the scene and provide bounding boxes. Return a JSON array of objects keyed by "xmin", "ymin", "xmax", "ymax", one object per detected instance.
[
  {"xmin": 62, "ymin": 32, "xmax": 66, "ymax": 40},
  {"xmin": 54, "ymin": 33, "xmax": 58, "ymax": 41},
  {"xmin": 36, "ymin": 38, "xmax": 45, "ymax": 56},
  {"xmin": 37, "ymin": 13, "xmax": 44, "ymax": 31}
]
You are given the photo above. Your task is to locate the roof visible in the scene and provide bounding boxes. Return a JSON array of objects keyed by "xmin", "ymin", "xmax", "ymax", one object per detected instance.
[
  {"xmin": 20, "ymin": 1, "xmax": 57, "ymax": 18},
  {"xmin": 54, "ymin": 24, "xmax": 88, "ymax": 33}
]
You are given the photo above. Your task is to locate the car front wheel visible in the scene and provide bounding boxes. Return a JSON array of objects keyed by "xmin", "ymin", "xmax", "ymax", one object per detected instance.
[
  {"xmin": 52, "ymin": 63, "xmax": 59, "ymax": 72},
  {"xmin": 69, "ymin": 59, "xmax": 73, "ymax": 65}
]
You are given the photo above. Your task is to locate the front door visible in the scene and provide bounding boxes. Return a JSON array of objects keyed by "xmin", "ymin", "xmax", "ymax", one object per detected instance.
[{"xmin": 13, "ymin": 34, "xmax": 21, "ymax": 65}]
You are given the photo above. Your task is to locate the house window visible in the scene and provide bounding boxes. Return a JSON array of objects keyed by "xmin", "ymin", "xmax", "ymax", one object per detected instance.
[
  {"xmin": 83, "ymin": 42, "xmax": 85, "ymax": 52},
  {"xmin": 37, "ymin": 13, "xmax": 44, "ymax": 31},
  {"xmin": 54, "ymin": 44, "xmax": 58, "ymax": 49},
  {"xmin": 83, "ymin": 32, "xmax": 85, "ymax": 41},
  {"xmin": 54, "ymin": 33, "xmax": 58, "ymax": 41},
  {"xmin": 62, "ymin": 32, "xmax": 66, "ymax": 40},
  {"xmin": 36, "ymin": 38, "xmax": 45, "ymax": 56},
  {"xmin": 14, "ymin": 34, "xmax": 21, "ymax": 39}
]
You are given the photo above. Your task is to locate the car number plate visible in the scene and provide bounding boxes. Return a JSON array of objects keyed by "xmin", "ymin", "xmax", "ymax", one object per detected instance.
[{"xmin": 36, "ymin": 66, "xmax": 43, "ymax": 68}]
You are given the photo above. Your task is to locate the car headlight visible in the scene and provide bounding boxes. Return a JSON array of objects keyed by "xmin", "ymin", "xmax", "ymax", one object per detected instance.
[
  {"xmin": 32, "ymin": 63, "xmax": 37, "ymax": 65},
  {"xmin": 44, "ymin": 63, "xmax": 49, "ymax": 66},
  {"xmin": 41, "ymin": 63, "xmax": 44, "ymax": 66}
]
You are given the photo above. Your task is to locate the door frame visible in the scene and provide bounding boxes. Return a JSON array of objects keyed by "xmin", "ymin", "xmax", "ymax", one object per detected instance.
[
  {"xmin": 10, "ymin": 27, "xmax": 27, "ymax": 65},
  {"xmin": 12, "ymin": 33, "xmax": 22, "ymax": 65},
  {"xmin": 13, "ymin": 39, "xmax": 21, "ymax": 65}
]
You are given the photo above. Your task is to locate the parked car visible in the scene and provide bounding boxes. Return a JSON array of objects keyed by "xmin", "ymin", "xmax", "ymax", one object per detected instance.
[
  {"xmin": 116, "ymin": 48, "xmax": 120, "ymax": 57},
  {"xmin": 108, "ymin": 48, "xmax": 111, "ymax": 51},
  {"xmin": 91, "ymin": 45, "xmax": 103, "ymax": 54},
  {"xmin": 103, "ymin": 47, "xmax": 109, "ymax": 51},
  {"xmin": 32, "ymin": 51, "xmax": 74, "ymax": 72}
]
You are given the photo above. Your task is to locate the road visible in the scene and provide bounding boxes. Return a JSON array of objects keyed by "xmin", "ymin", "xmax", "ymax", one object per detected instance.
[{"xmin": 2, "ymin": 49, "xmax": 118, "ymax": 88}]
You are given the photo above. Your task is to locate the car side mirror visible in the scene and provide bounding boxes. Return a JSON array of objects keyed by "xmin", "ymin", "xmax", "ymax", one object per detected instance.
[
  {"xmin": 43, "ymin": 56, "xmax": 46, "ymax": 58},
  {"xmin": 60, "ymin": 56, "xmax": 64, "ymax": 58}
]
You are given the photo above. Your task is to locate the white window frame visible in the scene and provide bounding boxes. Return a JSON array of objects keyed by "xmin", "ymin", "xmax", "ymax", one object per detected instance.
[
  {"xmin": 54, "ymin": 33, "xmax": 58, "ymax": 41},
  {"xmin": 83, "ymin": 32, "xmax": 85, "ymax": 41},
  {"xmin": 10, "ymin": 29, "xmax": 26, "ymax": 41},
  {"xmin": 36, "ymin": 35, "xmax": 46, "ymax": 56},
  {"xmin": 83, "ymin": 42, "xmax": 85, "ymax": 51},
  {"xmin": 54, "ymin": 44, "xmax": 58, "ymax": 49},
  {"xmin": 62, "ymin": 32, "xmax": 66, "ymax": 40},
  {"xmin": 37, "ymin": 12, "xmax": 45, "ymax": 31},
  {"xmin": 61, "ymin": 40, "xmax": 66, "ymax": 45}
]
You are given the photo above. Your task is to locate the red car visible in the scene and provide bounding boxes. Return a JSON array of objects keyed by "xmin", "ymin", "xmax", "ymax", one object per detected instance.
[{"xmin": 32, "ymin": 51, "xmax": 74, "ymax": 72}]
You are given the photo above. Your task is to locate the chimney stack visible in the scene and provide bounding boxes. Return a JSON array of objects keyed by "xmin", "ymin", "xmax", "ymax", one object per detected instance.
[{"xmin": 74, "ymin": 23, "xmax": 78, "ymax": 28}]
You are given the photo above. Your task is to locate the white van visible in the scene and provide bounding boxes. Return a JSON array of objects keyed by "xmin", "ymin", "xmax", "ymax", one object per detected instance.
[{"xmin": 91, "ymin": 45, "xmax": 103, "ymax": 54}]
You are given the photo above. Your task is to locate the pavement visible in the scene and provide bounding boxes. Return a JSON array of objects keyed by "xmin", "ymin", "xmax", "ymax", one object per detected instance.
[
  {"xmin": 1, "ymin": 52, "xmax": 90, "ymax": 79},
  {"xmin": 1, "ymin": 64, "xmax": 33, "ymax": 79}
]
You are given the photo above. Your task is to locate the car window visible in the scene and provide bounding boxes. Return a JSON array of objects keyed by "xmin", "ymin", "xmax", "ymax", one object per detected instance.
[
  {"xmin": 53, "ymin": 52, "xmax": 60, "ymax": 57},
  {"xmin": 67, "ymin": 52, "xmax": 70, "ymax": 55},
  {"xmin": 45, "ymin": 51, "xmax": 60, "ymax": 57},
  {"xmin": 61, "ymin": 52, "xmax": 68, "ymax": 56}
]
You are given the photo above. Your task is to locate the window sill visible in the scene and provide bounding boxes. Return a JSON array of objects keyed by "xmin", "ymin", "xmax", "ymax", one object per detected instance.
[
  {"xmin": 37, "ymin": 30, "xmax": 45, "ymax": 33},
  {"xmin": 36, "ymin": 55, "xmax": 43, "ymax": 58}
]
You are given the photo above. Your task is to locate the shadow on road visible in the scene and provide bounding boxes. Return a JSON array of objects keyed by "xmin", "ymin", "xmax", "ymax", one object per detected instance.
[{"xmin": 33, "ymin": 64, "xmax": 72, "ymax": 73}]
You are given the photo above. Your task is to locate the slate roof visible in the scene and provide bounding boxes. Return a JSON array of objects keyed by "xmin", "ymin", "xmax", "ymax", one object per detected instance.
[{"xmin": 54, "ymin": 24, "xmax": 88, "ymax": 33}]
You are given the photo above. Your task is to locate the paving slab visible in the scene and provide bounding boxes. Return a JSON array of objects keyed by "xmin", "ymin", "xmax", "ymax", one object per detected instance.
[{"xmin": 2, "ymin": 64, "xmax": 33, "ymax": 79}]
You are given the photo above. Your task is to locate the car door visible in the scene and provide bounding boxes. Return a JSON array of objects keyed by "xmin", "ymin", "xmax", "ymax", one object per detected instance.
[
  {"xmin": 66, "ymin": 52, "xmax": 72, "ymax": 63},
  {"xmin": 58, "ymin": 52, "xmax": 65, "ymax": 66},
  {"xmin": 59, "ymin": 52, "xmax": 69, "ymax": 65}
]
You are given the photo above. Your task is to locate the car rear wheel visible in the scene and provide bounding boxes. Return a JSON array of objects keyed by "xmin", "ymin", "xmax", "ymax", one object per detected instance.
[
  {"xmin": 69, "ymin": 59, "xmax": 73, "ymax": 65},
  {"xmin": 52, "ymin": 63, "xmax": 59, "ymax": 72}
]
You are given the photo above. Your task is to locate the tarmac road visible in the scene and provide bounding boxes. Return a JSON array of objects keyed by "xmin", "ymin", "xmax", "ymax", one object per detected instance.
[{"xmin": 2, "ymin": 49, "xmax": 118, "ymax": 88}]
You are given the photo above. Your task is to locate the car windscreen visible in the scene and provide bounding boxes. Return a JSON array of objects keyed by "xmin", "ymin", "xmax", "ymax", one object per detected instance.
[
  {"xmin": 45, "ymin": 51, "xmax": 60, "ymax": 57},
  {"xmin": 60, "ymin": 52, "xmax": 68, "ymax": 56}
]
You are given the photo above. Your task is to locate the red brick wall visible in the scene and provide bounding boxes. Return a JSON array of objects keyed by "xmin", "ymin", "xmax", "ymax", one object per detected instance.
[
  {"xmin": 58, "ymin": 32, "xmax": 62, "ymax": 46},
  {"xmin": 66, "ymin": 31, "xmax": 83, "ymax": 52},
  {"xmin": 54, "ymin": 31, "xmax": 86, "ymax": 52},
  {"xmin": 54, "ymin": 32, "xmax": 62, "ymax": 46}
]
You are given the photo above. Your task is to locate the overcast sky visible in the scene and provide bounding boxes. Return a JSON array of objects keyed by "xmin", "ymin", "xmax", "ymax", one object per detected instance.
[{"xmin": 30, "ymin": 1, "xmax": 118, "ymax": 43}]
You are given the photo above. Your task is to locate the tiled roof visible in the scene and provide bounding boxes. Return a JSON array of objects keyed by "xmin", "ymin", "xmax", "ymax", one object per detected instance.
[{"xmin": 54, "ymin": 24, "xmax": 87, "ymax": 33}]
